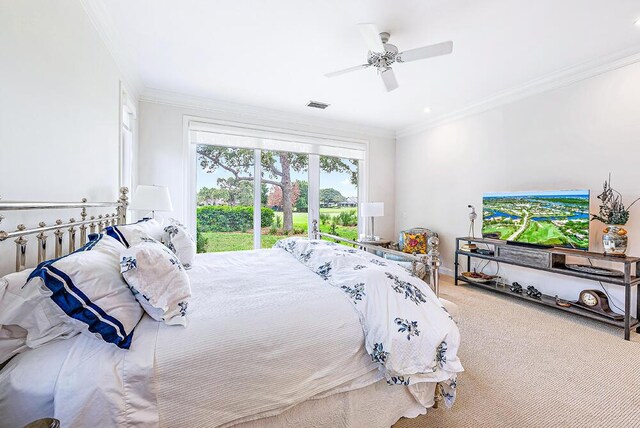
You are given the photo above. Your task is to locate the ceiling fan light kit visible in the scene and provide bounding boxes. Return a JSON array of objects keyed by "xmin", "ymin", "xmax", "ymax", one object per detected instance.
[{"xmin": 325, "ymin": 23, "xmax": 454, "ymax": 92}]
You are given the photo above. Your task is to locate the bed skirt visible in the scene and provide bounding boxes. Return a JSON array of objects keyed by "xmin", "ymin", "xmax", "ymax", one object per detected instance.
[{"xmin": 232, "ymin": 380, "xmax": 431, "ymax": 428}]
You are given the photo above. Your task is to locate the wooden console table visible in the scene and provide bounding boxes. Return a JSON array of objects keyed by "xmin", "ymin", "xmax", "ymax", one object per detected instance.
[{"xmin": 454, "ymin": 237, "xmax": 640, "ymax": 340}]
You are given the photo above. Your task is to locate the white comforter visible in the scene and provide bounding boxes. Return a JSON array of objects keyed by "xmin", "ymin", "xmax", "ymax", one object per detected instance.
[
  {"xmin": 275, "ymin": 239, "xmax": 462, "ymax": 403},
  {"xmin": 154, "ymin": 248, "xmax": 382, "ymax": 427},
  {"xmin": 0, "ymin": 246, "xmax": 462, "ymax": 427}
]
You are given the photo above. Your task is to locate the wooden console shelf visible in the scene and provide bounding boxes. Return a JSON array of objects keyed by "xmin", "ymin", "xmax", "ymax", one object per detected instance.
[{"xmin": 454, "ymin": 237, "xmax": 640, "ymax": 340}]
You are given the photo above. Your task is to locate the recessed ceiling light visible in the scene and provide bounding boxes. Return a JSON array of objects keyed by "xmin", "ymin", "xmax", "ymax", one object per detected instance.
[
  {"xmin": 423, "ymin": 107, "xmax": 431, "ymax": 113},
  {"xmin": 635, "ymin": 17, "xmax": 640, "ymax": 26}
]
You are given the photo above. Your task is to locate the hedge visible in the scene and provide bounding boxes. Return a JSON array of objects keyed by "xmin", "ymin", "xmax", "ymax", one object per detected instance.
[{"xmin": 197, "ymin": 205, "xmax": 275, "ymax": 232}]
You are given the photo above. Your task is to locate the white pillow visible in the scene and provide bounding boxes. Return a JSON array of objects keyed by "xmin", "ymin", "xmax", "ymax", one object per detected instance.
[
  {"xmin": 103, "ymin": 218, "xmax": 164, "ymax": 248},
  {"xmin": 0, "ymin": 269, "xmax": 78, "ymax": 363},
  {"xmin": 0, "ymin": 325, "xmax": 27, "ymax": 365},
  {"xmin": 163, "ymin": 219, "xmax": 196, "ymax": 269},
  {"xmin": 120, "ymin": 239, "xmax": 191, "ymax": 326},
  {"xmin": 26, "ymin": 234, "xmax": 143, "ymax": 349}
]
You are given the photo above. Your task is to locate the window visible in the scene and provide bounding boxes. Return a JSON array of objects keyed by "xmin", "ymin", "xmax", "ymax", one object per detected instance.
[
  {"xmin": 318, "ymin": 155, "xmax": 359, "ymax": 242},
  {"xmin": 196, "ymin": 145, "xmax": 255, "ymax": 252},
  {"xmin": 120, "ymin": 88, "xmax": 136, "ymax": 194},
  {"xmin": 189, "ymin": 119, "xmax": 367, "ymax": 252},
  {"xmin": 260, "ymin": 150, "xmax": 309, "ymax": 248}
]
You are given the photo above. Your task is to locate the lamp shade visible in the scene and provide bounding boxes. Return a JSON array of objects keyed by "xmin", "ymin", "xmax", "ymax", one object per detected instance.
[
  {"xmin": 129, "ymin": 185, "xmax": 173, "ymax": 212},
  {"xmin": 360, "ymin": 202, "xmax": 384, "ymax": 217}
]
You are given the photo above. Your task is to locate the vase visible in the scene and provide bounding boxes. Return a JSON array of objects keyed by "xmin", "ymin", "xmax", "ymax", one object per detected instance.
[{"xmin": 602, "ymin": 225, "xmax": 628, "ymax": 257}]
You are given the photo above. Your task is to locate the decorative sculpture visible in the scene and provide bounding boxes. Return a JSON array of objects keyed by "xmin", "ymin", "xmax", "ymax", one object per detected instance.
[
  {"xmin": 526, "ymin": 285, "xmax": 542, "ymax": 299},
  {"xmin": 510, "ymin": 282, "xmax": 523, "ymax": 294}
]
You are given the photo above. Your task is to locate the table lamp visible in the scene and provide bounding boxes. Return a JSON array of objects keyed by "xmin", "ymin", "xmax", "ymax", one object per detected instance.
[
  {"xmin": 129, "ymin": 185, "xmax": 173, "ymax": 219},
  {"xmin": 360, "ymin": 202, "xmax": 384, "ymax": 240}
]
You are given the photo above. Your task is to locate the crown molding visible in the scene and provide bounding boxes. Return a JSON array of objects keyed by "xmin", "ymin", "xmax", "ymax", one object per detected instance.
[
  {"xmin": 396, "ymin": 46, "xmax": 640, "ymax": 139},
  {"xmin": 79, "ymin": 0, "xmax": 144, "ymax": 100},
  {"xmin": 141, "ymin": 88, "xmax": 396, "ymax": 141}
]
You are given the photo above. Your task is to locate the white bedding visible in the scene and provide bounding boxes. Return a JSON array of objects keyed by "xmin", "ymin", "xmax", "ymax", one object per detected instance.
[
  {"xmin": 155, "ymin": 249, "xmax": 382, "ymax": 427},
  {"xmin": 0, "ymin": 247, "xmax": 460, "ymax": 427},
  {"xmin": 0, "ymin": 317, "xmax": 158, "ymax": 427},
  {"xmin": 236, "ymin": 378, "xmax": 429, "ymax": 428},
  {"xmin": 275, "ymin": 238, "xmax": 462, "ymax": 399}
]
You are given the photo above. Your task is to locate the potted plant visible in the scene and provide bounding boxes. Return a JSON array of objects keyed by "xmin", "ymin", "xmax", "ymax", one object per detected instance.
[{"xmin": 591, "ymin": 174, "xmax": 639, "ymax": 256}]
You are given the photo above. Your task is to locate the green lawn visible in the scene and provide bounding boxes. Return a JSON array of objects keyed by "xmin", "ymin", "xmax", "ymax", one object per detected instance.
[
  {"xmin": 273, "ymin": 211, "xmax": 309, "ymax": 230},
  {"xmin": 200, "ymin": 207, "xmax": 358, "ymax": 252},
  {"xmin": 273, "ymin": 207, "xmax": 357, "ymax": 229}
]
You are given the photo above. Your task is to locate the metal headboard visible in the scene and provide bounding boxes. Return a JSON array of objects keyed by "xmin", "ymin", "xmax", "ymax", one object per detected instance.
[
  {"xmin": 311, "ymin": 220, "xmax": 441, "ymax": 297},
  {"xmin": 0, "ymin": 187, "xmax": 129, "ymax": 273}
]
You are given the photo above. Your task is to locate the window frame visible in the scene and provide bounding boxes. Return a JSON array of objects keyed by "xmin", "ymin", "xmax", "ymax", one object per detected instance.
[
  {"xmin": 119, "ymin": 85, "xmax": 137, "ymax": 199},
  {"xmin": 184, "ymin": 116, "xmax": 369, "ymax": 246}
]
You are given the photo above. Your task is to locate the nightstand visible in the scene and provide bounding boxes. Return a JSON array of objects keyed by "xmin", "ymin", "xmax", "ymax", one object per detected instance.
[{"xmin": 357, "ymin": 239, "xmax": 392, "ymax": 250}]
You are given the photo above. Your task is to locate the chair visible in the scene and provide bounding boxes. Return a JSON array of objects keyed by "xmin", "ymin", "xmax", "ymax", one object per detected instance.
[
  {"xmin": 383, "ymin": 227, "xmax": 438, "ymax": 281},
  {"xmin": 387, "ymin": 227, "xmax": 459, "ymax": 320}
]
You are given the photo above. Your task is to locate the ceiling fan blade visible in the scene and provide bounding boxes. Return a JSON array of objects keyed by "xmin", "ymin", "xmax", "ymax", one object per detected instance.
[
  {"xmin": 396, "ymin": 41, "xmax": 453, "ymax": 63},
  {"xmin": 380, "ymin": 68, "xmax": 398, "ymax": 92},
  {"xmin": 358, "ymin": 23, "xmax": 385, "ymax": 53},
  {"xmin": 324, "ymin": 64, "xmax": 370, "ymax": 78}
]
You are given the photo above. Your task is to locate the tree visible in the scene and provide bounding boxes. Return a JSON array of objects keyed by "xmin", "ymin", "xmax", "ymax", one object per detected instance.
[
  {"xmin": 197, "ymin": 186, "xmax": 229, "ymax": 206},
  {"xmin": 268, "ymin": 183, "xmax": 300, "ymax": 211},
  {"xmin": 217, "ymin": 178, "xmax": 254, "ymax": 206},
  {"xmin": 320, "ymin": 188, "xmax": 346, "ymax": 206},
  {"xmin": 294, "ymin": 180, "xmax": 309, "ymax": 212},
  {"xmin": 261, "ymin": 183, "xmax": 268, "ymax": 205},
  {"xmin": 267, "ymin": 186, "xmax": 282, "ymax": 209},
  {"xmin": 321, "ymin": 157, "xmax": 358, "ymax": 185},
  {"xmin": 197, "ymin": 146, "xmax": 358, "ymax": 231},
  {"xmin": 199, "ymin": 181, "xmax": 268, "ymax": 207}
]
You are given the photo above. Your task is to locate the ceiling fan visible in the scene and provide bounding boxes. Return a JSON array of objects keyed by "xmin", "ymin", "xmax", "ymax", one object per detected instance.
[{"xmin": 325, "ymin": 23, "xmax": 454, "ymax": 92}]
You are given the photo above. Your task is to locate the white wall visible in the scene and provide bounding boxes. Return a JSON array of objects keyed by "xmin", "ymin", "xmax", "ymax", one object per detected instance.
[
  {"xmin": 0, "ymin": 1, "xmax": 135, "ymax": 274},
  {"xmin": 137, "ymin": 100, "xmax": 396, "ymax": 239},
  {"xmin": 396, "ymin": 61, "xmax": 640, "ymax": 315}
]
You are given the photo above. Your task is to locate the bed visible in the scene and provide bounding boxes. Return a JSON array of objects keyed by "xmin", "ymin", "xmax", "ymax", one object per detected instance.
[{"xmin": 0, "ymin": 189, "xmax": 463, "ymax": 427}]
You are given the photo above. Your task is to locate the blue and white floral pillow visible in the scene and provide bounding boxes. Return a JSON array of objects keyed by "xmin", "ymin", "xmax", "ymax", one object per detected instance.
[
  {"xmin": 162, "ymin": 219, "xmax": 196, "ymax": 269},
  {"xmin": 120, "ymin": 238, "xmax": 191, "ymax": 326}
]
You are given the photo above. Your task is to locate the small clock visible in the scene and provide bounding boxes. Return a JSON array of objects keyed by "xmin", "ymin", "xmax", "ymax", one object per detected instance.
[
  {"xmin": 575, "ymin": 290, "xmax": 623, "ymax": 321},
  {"xmin": 580, "ymin": 291, "xmax": 599, "ymax": 307}
]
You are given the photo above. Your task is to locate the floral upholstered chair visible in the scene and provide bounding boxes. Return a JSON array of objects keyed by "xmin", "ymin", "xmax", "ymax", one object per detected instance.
[
  {"xmin": 383, "ymin": 227, "xmax": 438, "ymax": 281},
  {"xmin": 384, "ymin": 227, "xmax": 459, "ymax": 322}
]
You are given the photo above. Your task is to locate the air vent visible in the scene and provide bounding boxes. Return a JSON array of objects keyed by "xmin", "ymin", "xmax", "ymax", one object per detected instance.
[{"xmin": 306, "ymin": 101, "xmax": 330, "ymax": 109}]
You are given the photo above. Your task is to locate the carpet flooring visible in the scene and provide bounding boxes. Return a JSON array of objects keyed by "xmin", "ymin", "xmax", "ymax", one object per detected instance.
[{"xmin": 394, "ymin": 278, "xmax": 640, "ymax": 428}]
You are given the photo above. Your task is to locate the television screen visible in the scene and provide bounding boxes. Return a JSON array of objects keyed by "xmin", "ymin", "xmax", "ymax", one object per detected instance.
[{"xmin": 482, "ymin": 190, "xmax": 590, "ymax": 250}]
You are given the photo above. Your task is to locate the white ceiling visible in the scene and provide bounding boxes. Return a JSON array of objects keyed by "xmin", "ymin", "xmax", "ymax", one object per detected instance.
[{"xmin": 100, "ymin": 0, "xmax": 640, "ymax": 132}]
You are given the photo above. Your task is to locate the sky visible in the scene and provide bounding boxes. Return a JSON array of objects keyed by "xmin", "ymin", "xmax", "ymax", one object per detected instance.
[
  {"xmin": 483, "ymin": 189, "xmax": 590, "ymax": 198},
  {"xmin": 197, "ymin": 155, "xmax": 358, "ymax": 198}
]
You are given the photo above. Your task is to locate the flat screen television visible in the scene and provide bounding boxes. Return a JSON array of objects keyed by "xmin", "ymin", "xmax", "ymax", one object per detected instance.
[{"xmin": 482, "ymin": 190, "xmax": 590, "ymax": 250}]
